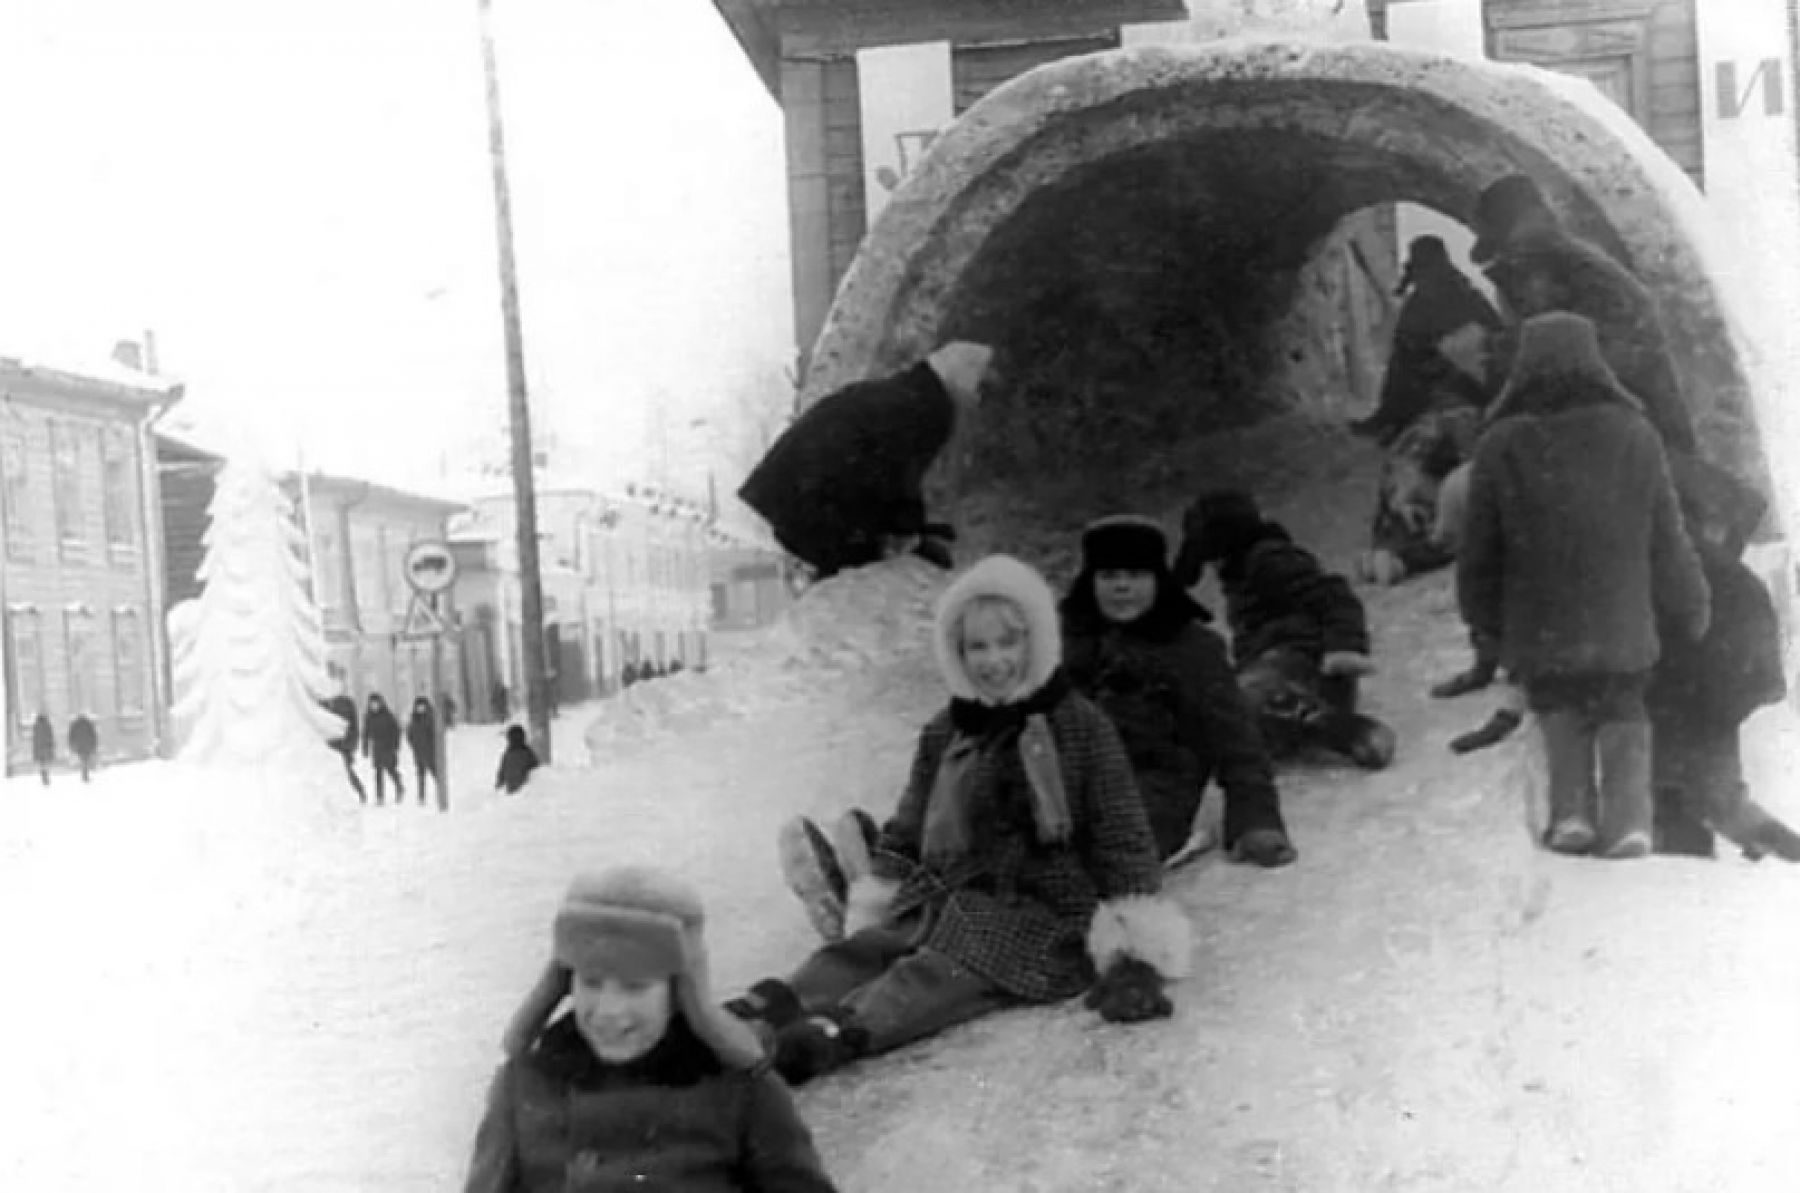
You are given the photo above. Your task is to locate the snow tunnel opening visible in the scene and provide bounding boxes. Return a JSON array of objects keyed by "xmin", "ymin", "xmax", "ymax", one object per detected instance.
[{"xmin": 802, "ymin": 42, "xmax": 1771, "ymax": 551}]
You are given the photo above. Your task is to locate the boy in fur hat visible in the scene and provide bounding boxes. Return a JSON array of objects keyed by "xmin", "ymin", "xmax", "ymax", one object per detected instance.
[
  {"xmin": 472, "ymin": 866, "xmax": 839, "ymax": 1193},
  {"xmin": 737, "ymin": 341, "xmax": 993, "ymax": 580},
  {"xmin": 1174, "ymin": 491, "xmax": 1397, "ymax": 770},
  {"xmin": 1061, "ymin": 515, "xmax": 1296, "ymax": 867},
  {"xmin": 1458, "ymin": 312, "xmax": 1710, "ymax": 859},
  {"xmin": 731, "ymin": 554, "xmax": 1191, "ymax": 1087}
]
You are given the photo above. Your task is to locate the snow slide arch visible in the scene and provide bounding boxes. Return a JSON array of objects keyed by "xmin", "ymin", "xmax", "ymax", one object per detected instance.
[{"xmin": 801, "ymin": 38, "xmax": 1774, "ymax": 513}]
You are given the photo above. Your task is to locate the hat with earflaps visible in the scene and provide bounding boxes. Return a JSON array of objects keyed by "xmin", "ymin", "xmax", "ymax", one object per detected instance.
[{"xmin": 500, "ymin": 866, "xmax": 765, "ymax": 1069}]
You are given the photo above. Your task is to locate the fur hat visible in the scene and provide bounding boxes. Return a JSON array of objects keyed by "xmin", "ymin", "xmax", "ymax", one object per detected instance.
[
  {"xmin": 501, "ymin": 866, "xmax": 765, "ymax": 1069},
  {"xmin": 1176, "ymin": 489, "xmax": 1265, "ymax": 579},
  {"xmin": 1470, "ymin": 174, "xmax": 1555, "ymax": 264},
  {"xmin": 933, "ymin": 553, "xmax": 1061, "ymax": 705},
  {"xmin": 1080, "ymin": 515, "xmax": 1170, "ymax": 574},
  {"xmin": 1486, "ymin": 311, "xmax": 1644, "ymax": 423}
]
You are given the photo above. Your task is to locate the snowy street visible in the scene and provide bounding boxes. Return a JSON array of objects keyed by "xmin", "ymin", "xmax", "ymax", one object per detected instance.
[{"xmin": 6, "ymin": 421, "xmax": 1800, "ymax": 1192}]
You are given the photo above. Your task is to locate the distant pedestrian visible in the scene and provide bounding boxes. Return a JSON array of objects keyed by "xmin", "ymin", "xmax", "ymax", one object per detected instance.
[
  {"xmin": 362, "ymin": 693, "xmax": 404, "ymax": 805},
  {"xmin": 621, "ymin": 661, "xmax": 640, "ymax": 689},
  {"xmin": 323, "ymin": 692, "xmax": 367, "ymax": 803},
  {"xmin": 31, "ymin": 712, "xmax": 54, "ymax": 786},
  {"xmin": 407, "ymin": 697, "xmax": 439, "ymax": 806},
  {"xmin": 490, "ymin": 681, "xmax": 510, "ymax": 723},
  {"xmin": 495, "ymin": 724, "xmax": 540, "ymax": 795},
  {"xmin": 442, "ymin": 692, "xmax": 457, "ymax": 729},
  {"xmin": 68, "ymin": 715, "xmax": 98, "ymax": 783}
]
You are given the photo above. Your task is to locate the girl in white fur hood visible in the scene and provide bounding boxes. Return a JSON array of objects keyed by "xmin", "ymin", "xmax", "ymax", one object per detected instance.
[{"xmin": 727, "ymin": 553, "xmax": 1193, "ymax": 1086}]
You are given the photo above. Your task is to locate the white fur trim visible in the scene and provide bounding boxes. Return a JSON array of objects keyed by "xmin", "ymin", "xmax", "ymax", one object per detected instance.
[
  {"xmin": 1087, "ymin": 895, "xmax": 1194, "ymax": 980},
  {"xmin": 926, "ymin": 341, "xmax": 993, "ymax": 405},
  {"xmin": 933, "ymin": 553, "xmax": 1063, "ymax": 703},
  {"xmin": 843, "ymin": 876, "xmax": 901, "ymax": 936}
]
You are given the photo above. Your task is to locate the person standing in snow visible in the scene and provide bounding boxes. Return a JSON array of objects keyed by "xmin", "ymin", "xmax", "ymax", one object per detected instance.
[
  {"xmin": 495, "ymin": 724, "xmax": 540, "ymax": 795},
  {"xmin": 1352, "ymin": 234, "xmax": 1502, "ymax": 446},
  {"xmin": 1457, "ymin": 312, "xmax": 1709, "ymax": 859},
  {"xmin": 475, "ymin": 866, "xmax": 840, "ymax": 1193},
  {"xmin": 406, "ymin": 697, "xmax": 439, "ymax": 806},
  {"xmin": 67, "ymin": 715, "xmax": 98, "ymax": 783},
  {"xmin": 737, "ymin": 340, "xmax": 994, "ymax": 581},
  {"xmin": 726, "ymin": 554, "xmax": 1190, "ymax": 1088},
  {"xmin": 1174, "ymin": 489, "xmax": 1397, "ymax": 770},
  {"xmin": 1060, "ymin": 515, "xmax": 1297, "ymax": 868},
  {"xmin": 31, "ymin": 711, "xmax": 55, "ymax": 785},
  {"xmin": 362, "ymin": 693, "xmax": 404, "ymax": 806},
  {"xmin": 323, "ymin": 691, "xmax": 367, "ymax": 803}
]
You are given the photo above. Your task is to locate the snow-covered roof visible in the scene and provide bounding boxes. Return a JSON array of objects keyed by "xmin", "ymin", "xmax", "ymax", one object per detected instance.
[{"xmin": 0, "ymin": 351, "xmax": 184, "ymax": 407}]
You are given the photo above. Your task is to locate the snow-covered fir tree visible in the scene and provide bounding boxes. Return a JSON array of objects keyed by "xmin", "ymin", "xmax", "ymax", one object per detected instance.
[{"xmin": 171, "ymin": 457, "xmax": 345, "ymax": 768}]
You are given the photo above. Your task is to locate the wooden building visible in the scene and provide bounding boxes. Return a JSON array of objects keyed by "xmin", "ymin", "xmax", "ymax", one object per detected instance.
[{"xmin": 0, "ymin": 350, "xmax": 184, "ymax": 773}]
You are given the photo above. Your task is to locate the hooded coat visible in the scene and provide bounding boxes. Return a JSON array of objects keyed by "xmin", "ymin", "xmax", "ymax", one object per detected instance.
[
  {"xmin": 324, "ymin": 694, "xmax": 359, "ymax": 756},
  {"xmin": 406, "ymin": 700, "xmax": 437, "ymax": 768},
  {"xmin": 859, "ymin": 555, "xmax": 1188, "ymax": 1004},
  {"xmin": 363, "ymin": 699, "xmax": 401, "ymax": 765},
  {"xmin": 737, "ymin": 362, "xmax": 959, "ymax": 576},
  {"xmin": 1061, "ymin": 551, "xmax": 1285, "ymax": 857},
  {"xmin": 1484, "ymin": 224, "xmax": 1696, "ymax": 454},
  {"xmin": 1458, "ymin": 313, "xmax": 1709, "ymax": 681}
]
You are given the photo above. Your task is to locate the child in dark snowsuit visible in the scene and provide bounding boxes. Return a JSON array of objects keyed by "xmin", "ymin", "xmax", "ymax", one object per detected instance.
[
  {"xmin": 362, "ymin": 694, "xmax": 404, "ymax": 805},
  {"xmin": 1647, "ymin": 492, "xmax": 1800, "ymax": 862},
  {"xmin": 1174, "ymin": 490, "xmax": 1397, "ymax": 770},
  {"xmin": 68, "ymin": 715, "xmax": 98, "ymax": 782},
  {"xmin": 406, "ymin": 697, "xmax": 438, "ymax": 806},
  {"xmin": 473, "ymin": 866, "xmax": 839, "ymax": 1193},
  {"xmin": 1458, "ymin": 312, "xmax": 1710, "ymax": 860},
  {"xmin": 323, "ymin": 693, "xmax": 367, "ymax": 802},
  {"xmin": 495, "ymin": 724, "xmax": 539, "ymax": 795},
  {"xmin": 31, "ymin": 712, "xmax": 55, "ymax": 785}
]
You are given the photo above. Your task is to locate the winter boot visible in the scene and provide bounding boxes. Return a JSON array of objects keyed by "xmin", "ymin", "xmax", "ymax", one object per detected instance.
[
  {"xmin": 830, "ymin": 808, "xmax": 878, "ymax": 886},
  {"xmin": 1594, "ymin": 721, "xmax": 1654, "ymax": 860},
  {"xmin": 1449, "ymin": 708, "xmax": 1524, "ymax": 755},
  {"xmin": 724, "ymin": 978, "xmax": 804, "ymax": 1033},
  {"xmin": 1653, "ymin": 784, "xmax": 1716, "ymax": 859},
  {"xmin": 778, "ymin": 816, "xmax": 849, "ymax": 942},
  {"xmin": 771, "ymin": 1008, "xmax": 870, "ymax": 1087},
  {"xmin": 1310, "ymin": 711, "xmax": 1397, "ymax": 770},
  {"xmin": 1706, "ymin": 783, "xmax": 1800, "ymax": 863},
  {"xmin": 1539, "ymin": 711, "xmax": 1597, "ymax": 855},
  {"xmin": 1231, "ymin": 827, "xmax": 1298, "ymax": 868},
  {"xmin": 1431, "ymin": 659, "xmax": 1498, "ymax": 700}
]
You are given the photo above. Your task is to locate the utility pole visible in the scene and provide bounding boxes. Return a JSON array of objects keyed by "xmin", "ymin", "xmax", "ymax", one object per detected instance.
[{"xmin": 477, "ymin": 0, "xmax": 552, "ymax": 762}]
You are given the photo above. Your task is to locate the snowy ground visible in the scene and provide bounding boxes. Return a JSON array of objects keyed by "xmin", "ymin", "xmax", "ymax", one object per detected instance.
[{"xmin": 5, "ymin": 418, "xmax": 1799, "ymax": 1192}]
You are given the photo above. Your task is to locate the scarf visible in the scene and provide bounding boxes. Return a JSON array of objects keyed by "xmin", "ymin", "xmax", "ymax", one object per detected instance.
[{"xmin": 921, "ymin": 670, "xmax": 1073, "ymax": 866}]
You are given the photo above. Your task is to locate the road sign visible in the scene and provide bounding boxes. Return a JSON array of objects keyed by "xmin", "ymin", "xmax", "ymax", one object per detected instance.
[
  {"xmin": 404, "ymin": 540, "xmax": 458, "ymax": 594},
  {"xmin": 400, "ymin": 593, "xmax": 447, "ymax": 639}
]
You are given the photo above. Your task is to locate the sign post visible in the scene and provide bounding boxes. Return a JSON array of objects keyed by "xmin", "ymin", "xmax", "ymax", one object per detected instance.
[{"xmin": 403, "ymin": 540, "xmax": 458, "ymax": 812}]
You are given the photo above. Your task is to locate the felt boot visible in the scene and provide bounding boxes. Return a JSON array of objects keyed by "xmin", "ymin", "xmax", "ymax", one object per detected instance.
[
  {"xmin": 1539, "ymin": 711, "xmax": 1597, "ymax": 855},
  {"xmin": 1594, "ymin": 721, "xmax": 1654, "ymax": 859}
]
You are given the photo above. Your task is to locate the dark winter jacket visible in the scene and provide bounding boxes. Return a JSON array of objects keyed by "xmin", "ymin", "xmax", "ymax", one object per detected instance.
[
  {"xmin": 68, "ymin": 715, "xmax": 98, "ymax": 761},
  {"xmin": 1458, "ymin": 316, "xmax": 1709, "ymax": 681},
  {"xmin": 496, "ymin": 726, "xmax": 540, "ymax": 794},
  {"xmin": 737, "ymin": 361, "xmax": 959, "ymax": 575},
  {"xmin": 406, "ymin": 703, "xmax": 437, "ymax": 767},
  {"xmin": 1484, "ymin": 224, "xmax": 1696, "ymax": 453},
  {"xmin": 1364, "ymin": 266, "xmax": 1502, "ymax": 441},
  {"xmin": 1207, "ymin": 524, "xmax": 1370, "ymax": 668},
  {"xmin": 1648, "ymin": 540, "xmax": 1785, "ymax": 729},
  {"xmin": 363, "ymin": 701, "xmax": 401, "ymax": 764},
  {"xmin": 31, "ymin": 714, "xmax": 55, "ymax": 765},
  {"xmin": 1061, "ymin": 584, "xmax": 1284, "ymax": 856},
  {"xmin": 465, "ymin": 1013, "xmax": 837, "ymax": 1193},
  {"xmin": 324, "ymin": 695, "xmax": 359, "ymax": 756}
]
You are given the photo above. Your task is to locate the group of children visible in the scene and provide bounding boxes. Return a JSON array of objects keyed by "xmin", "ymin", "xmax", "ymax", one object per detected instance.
[{"xmin": 28, "ymin": 711, "xmax": 100, "ymax": 785}]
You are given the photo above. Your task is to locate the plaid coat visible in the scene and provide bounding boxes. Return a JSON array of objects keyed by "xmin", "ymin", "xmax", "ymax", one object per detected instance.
[{"xmin": 870, "ymin": 687, "xmax": 1163, "ymax": 1003}]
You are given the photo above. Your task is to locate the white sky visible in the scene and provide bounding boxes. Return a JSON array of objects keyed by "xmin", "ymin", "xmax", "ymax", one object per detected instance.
[{"xmin": 0, "ymin": 0, "xmax": 795, "ymax": 497}]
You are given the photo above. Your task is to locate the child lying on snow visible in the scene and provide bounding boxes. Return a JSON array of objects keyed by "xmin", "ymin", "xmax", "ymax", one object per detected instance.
[
  {"xmin": 470, "ymin": 866, "xmax": 840, "ymax": 1193},
  {"xmin": 727, "ymin": 554, "xmax": 1192, "ymax": 1087}
]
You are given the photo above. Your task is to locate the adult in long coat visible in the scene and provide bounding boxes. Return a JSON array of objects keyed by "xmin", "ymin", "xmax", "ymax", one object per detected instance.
[
  {"xmin": 406, "ymin": 697, "xmax": 438, "ymax": 806},
  {"xmin": 362, "ymin": 693, "xmax": 404, "ymax": 806},
  {"xmin": 1175, "ymin": 490, "xmax": 1396, "ymax": 769},
  {"xmin": 1458, "ymin": 312, "xmax": 1710, "ymax": 859},
  {"xmin": 1061, "ymin": 515, "xmax": 1295, "ymax": 867},
  {"xmin": 737, "ymin": 341, "xmax": 992, "ymax": 579},
  {"xmin": 1353, "ymin": 235, "xmax": 1503, "ymax": 446},
  {"xmin": 723, "ymin": 555, "xmax": 1190, "ymax": 1087}
]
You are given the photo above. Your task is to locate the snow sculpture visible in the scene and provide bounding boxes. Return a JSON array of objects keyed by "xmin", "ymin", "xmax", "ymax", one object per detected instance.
[{"xmin": 171, "ymin": 457, "xmax": 346, "ymax": 768}]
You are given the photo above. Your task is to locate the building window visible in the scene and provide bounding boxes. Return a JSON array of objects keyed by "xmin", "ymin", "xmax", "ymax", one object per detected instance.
[
  {"xmin": 64, "ymin": 607, "xmax": 98, "ymax": 715},
  {"xmin": 49, "ymin": 421, "xmax": 85, "ymax": 556},
  {"xmin": 112, "ymin": 608, "xmax": 146, "ymax": 718},
  {"xmin": 101, "ymin": 428, "xmax": 137, "ymax": 554},
  {"xmin": 1, "ymin": 433, "xmax": 30, "ymax": 562},
  {"xmin": 6, "ymin": 608, "xmax": 45, "ymax": 725}
]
